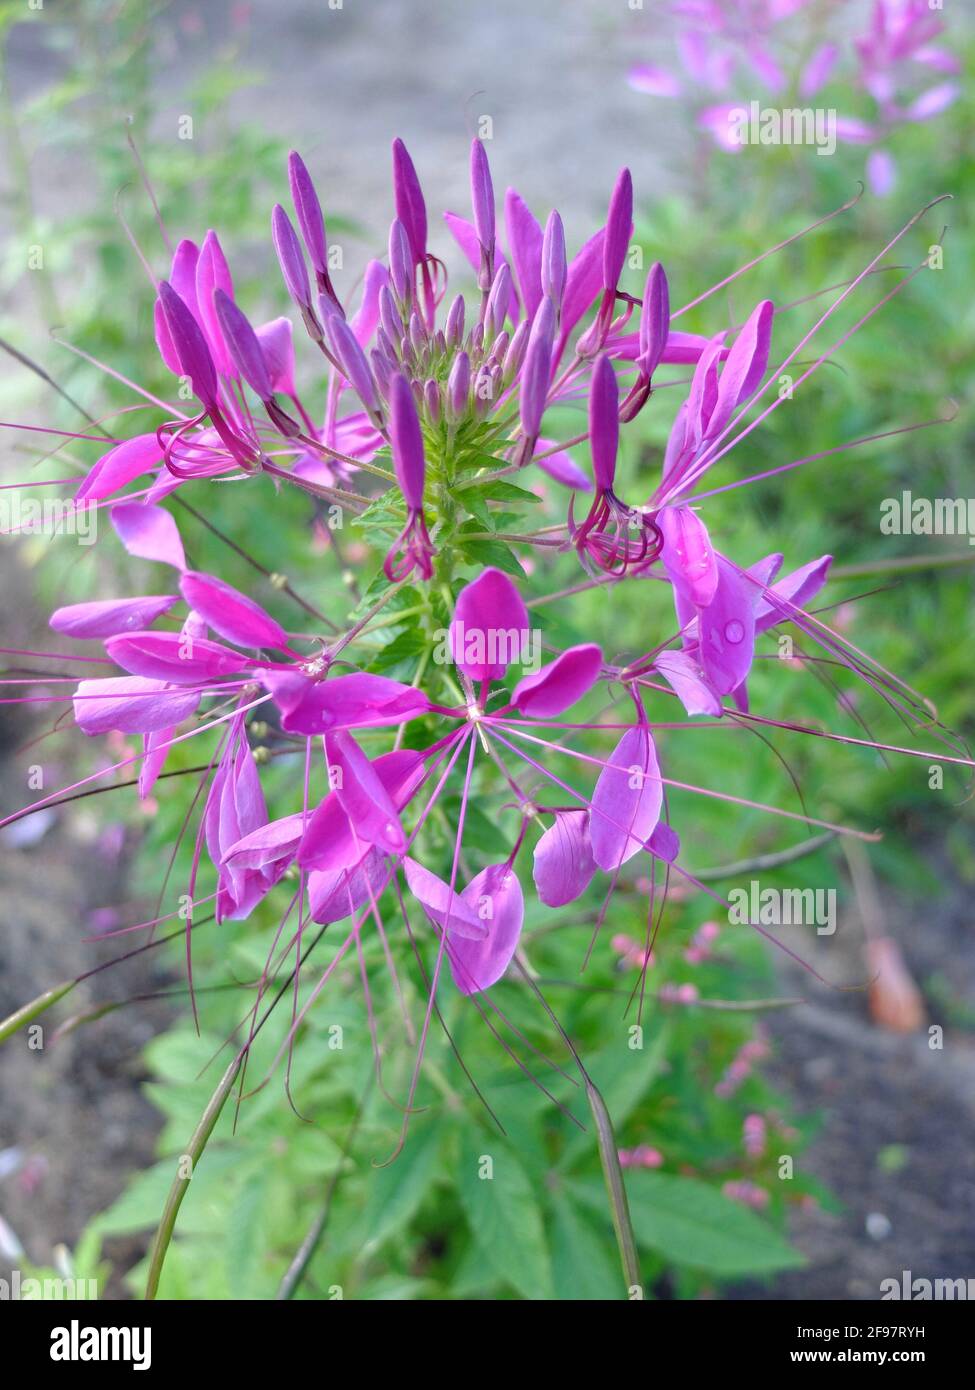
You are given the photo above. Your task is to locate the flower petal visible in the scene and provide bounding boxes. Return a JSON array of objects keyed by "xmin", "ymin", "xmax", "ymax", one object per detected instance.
[
  {"xmin": 50, "ymin": 595, "xmax": 176, "ymax": 640},
  {"xmin": 449, "ymin": 567, "xmax": 530, "ymax": 683},
  {"xmin": 262, "ymin": 670, "xmax": 431, "ymax": 734},
  {"xmin": 403, "ymin": 857, "xmax": 487, "ymax": 941},
  {"xmin": 77, "ymin": 434, "xmax": 162, "ymax": 503},
  {"xmin": 73, "ymin": 676, "xmax": 200, "ymax": 735},
  {"xmin": 512, "ymin": 643, "xmax": 602, "ymax": 718},
  {"xmin": 105, "ymin": 630, "xmax": 249, "ymax": 683},
  {"xmin": 590, "ymin": 725, "xmax": 662, "ymax": 872},
  {"xmin": 653, "ymin": 649, "xmax": 722, "ymax": 717},
  {"xmin": 659, "ymin": 506, "xmax": 719, "ymax": 608},
  {"xmin": 111, "ymin": 504, "xmax": 186, "ymax": 570},
  {"xmin": 450, "ymin": 864, "xmax": 524, "ymax": 994},
  {"xmin": 532, "ymin": 810, "xmax": 596, "ymax": 906},
  {"xmin": 179, "ymin": 571, "xmax": 289, "ymax": 651},
  {"xmin": 324, "ymin": 729, "xmax": 406, "ymax": 857}
]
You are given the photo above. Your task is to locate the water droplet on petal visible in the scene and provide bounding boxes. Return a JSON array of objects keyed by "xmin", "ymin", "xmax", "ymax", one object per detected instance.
[{"xmin": 724, "ymin": 620, "xmax": 745, "ymax": 644}]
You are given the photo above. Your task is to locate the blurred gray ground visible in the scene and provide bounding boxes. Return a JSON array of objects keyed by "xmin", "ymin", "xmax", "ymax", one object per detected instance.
[{"xmin": 1, "ymin": 0, "xmax": 973, "ymax": 1300}]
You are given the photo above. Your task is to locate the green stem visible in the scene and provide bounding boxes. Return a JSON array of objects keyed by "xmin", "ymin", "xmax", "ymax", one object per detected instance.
[
  {"xmin": 0, "ymin": 980, "xmax": 76, "ymax": 1044},
  {"xmin": 144, "ymin": 1057, "xmax": 240, "ymax": 1300},
  {"xmin": 831, "ymin": 551, "xmax": 975, "ymax": 579}
]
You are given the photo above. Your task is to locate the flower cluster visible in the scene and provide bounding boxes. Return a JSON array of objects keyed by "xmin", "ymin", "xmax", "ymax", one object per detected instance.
[{"xmin": 3, "ymin": 134, "xmax": 960, "ymax": 1130}]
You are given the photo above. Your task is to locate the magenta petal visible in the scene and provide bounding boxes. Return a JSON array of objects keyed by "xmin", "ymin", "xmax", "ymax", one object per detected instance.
[
  {"xmin": 707, "ymin": 298, "xmax": 774, "ymax": 439},
  {"xmin": 324, "ymin": 729, "xmax": 406, "ymax": 856},
  {"xmin": 560, "ymin": 228, "xmax": 605, "ymax": 342},
  {"xmin": 255, "ymin": 317, "xmax": 296, "ymax": 396},
  {"xmin": 755, "ymin": 554, "xmax": 832, "ymax": 633},
  {"xmin": 288, "ymin": 150, "xmax": 329, "ymax": 276},
  {"xmin": 512, "ymin": 643, "xmax": 602, "ymax": 718},
  {"xmin": 261, "ymin": 670, "xmax": 431, "ymax": 734},
  {"xmin": 653, "ymin": 649, "xmax": 722, "ymax": 718},
  {"xmin": 50, "ymin": 595, "xmax": 176, "ymax": 640},
  {"xmin": 648, "ymin": 822, "xmax": 680, "ymax": 863},
  {"xmin": 403, "ymin": 857, "xmax": 486, "ymax": 941},
  {"xmin": 73, "ymin": 676, "xmax": 200, "ymax": 735},
  {"xmin": 106, "ymin": 631, "xmax": 249, "ymax": 684},
  {"xmin": 223, "ymin": 812, "xmax": 306, "ymax": 870},
  {"xmin": 449, "ymin": 567, "xmax": 530, "ymax": 683},
  {"xmin": 350, "ymin": 259, "xmax": 390, "ymax": 346},
  {"xmin": 697, "ymin": 556, "xmax": 758, "ymax": 696},
  {"xmin": 659, "ymin": 506, "xmax": 718, "ymax": 608},
  {"xmin": 156, "ymin": 280, "xmax": 218, "ymax": 407},
  {"xmin": 195, "ymin": 231, "xmax": 236, "ymax": 379},
  {"xmin": 179, "ymin": 571, "xmax": 289, "ymax": 651},
  {"xmin": 213, "ymin": 289, "xmax": 272, "ymax": 399},
  {"xmin": 589, "ymin": 353, "xmax": 620, "ymax": 491},
  {"xmin": 443, "ymin": 213, "xmax": 518, "ymax": 319},
  {"xmin": 602, "ymin": 168, "xmax": 633, "ymax": 292},
  {"xmin": 504, "ymin": 188, "xmax": 543, "ymax": 321},
  {"xmin": 532, "ymin": 810, "xmax": 596, "ymax": 907},
  {"xmin": 308, "ymin": 848, "xmax": 388, "ymax": 926},
  {"xmin": 628, "ymin": 63, "xmax": 682, "ymax": 97},
  {"xmin": 298, "ymin": 749, "xmax": 423, "ymax": 872},
  {"xmin": 139, "ymin": 726, "xmax": 172, "ymax": 800},
  {"xmin": 388, "ymin": 371, "xmax": 426, "ymax": 507},
  {"xmin": 518, "ymin": 297, "xmax": 556, "ymax": 438},
  {"xmin": 392, "ymin": 139, "xmax": 428, "ymax": 264},
  {"xmin": 77, "ymin": 434, "xmax": 162, "ymax": 503},
  {"xmin": 590, "ymin": 725, "xmax": 662, "ymax": 872},
  {"xmin": 111, "ymin": 504, "xmax": 186, "ymax": 570},
  {"xmin": 449, "ymin": 864, "xmax": 524, "ymax": 994},
  {"xmin": 533, "ymin": 440, "xmax": 592, "ymax": 491}
]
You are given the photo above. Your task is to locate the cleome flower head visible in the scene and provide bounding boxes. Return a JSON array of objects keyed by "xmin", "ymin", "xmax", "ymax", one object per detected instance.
[{"xmin": 1, "ymin": 134, "xmax": 967, "ymax": 1180}]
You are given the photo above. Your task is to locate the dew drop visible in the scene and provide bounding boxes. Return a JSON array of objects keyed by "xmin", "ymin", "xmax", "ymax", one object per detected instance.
[{"xmin": 724, "ymin": 620, "xmax": 745, "ymax": 644}]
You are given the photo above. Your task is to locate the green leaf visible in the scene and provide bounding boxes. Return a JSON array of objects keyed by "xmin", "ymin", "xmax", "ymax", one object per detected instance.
[
  {"xmin": 457, "ymin": 1138, "xmax": 553, "ymax": 1299},
  {"xmin": 549, "ymin": 1195, "xmax": 624, "ymax": 1301},
  {"xmin": 473, "ymin": 480, "xmax": 541, "ymax": 505},
  {"xmin": 574, "ymin": 1173, "xmax": 804, "ymax": 1277},
  {"xmin": 456, "ymin": 530, "xmax": 527, "ymax": 578},
  {"xmin": 461, "ymin": 490, "xmax": 495, "ymax": 531},
  {"xmin": 226, "ymin": 1171, "xmax": 268, "ymax": 1297},
  {"xmin": 357, "ymin": 1123, "xmax": 442, "ymax": 1250},
  {"xmin": 367, "ymin": 626, "xmax": 428, "ymax": 677}
]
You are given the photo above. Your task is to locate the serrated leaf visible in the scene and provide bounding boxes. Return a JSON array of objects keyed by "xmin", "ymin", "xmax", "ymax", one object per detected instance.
[
  {"xmin": 473, "ymin": 480, "xmax": 541, "ymax": 505},
  {"xmin": 358, "ymin": 1123, "xmax": 442, "ymax": 1250},
  {"xmin": 456, "ymin": 533, "xmax": 527, "ymax": 578},
  {"xmin": 226, "ymin": 1171, "xmax": 268, "ymax": 1297},
  {"xmin": 549, "ymin": 1194, "xmax": 624, "ymax": 1301},
  {"xmin": 457, "ymin": 1138, "xmax": 553, "ymax": 1299}
]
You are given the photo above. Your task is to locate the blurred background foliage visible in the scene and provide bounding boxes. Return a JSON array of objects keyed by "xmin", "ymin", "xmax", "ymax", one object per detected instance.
[{"xmin": 1, "ymin": 0, "xmax": 971, "ymax": 1299}]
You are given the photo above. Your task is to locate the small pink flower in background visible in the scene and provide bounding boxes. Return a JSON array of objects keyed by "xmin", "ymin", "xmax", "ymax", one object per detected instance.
[
  {"xmin": 715, "ymin": 1026, "xmax": 770, "ymax": 1096},
  {"xmin": 660, "ymin": 982, "xmax": 700, "ymax": 1004},
  {"xmin": 612, "ymin": 933, "xmax": 655, "ymax": 971},
  {"xmin": 743, "ymin": 1112, "xmax": 767, "ymax": 1157},
  {"xmin": 723, "ymin": 1178, "xmax": 770, "ymax": 1209},
  {"xmin": 684, "ymin": 918, "xmax": 720, "ymax": 963},
  {"xmin": 619, "ymin": 1144, "xmax": 665, "ymax": 1169}
]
